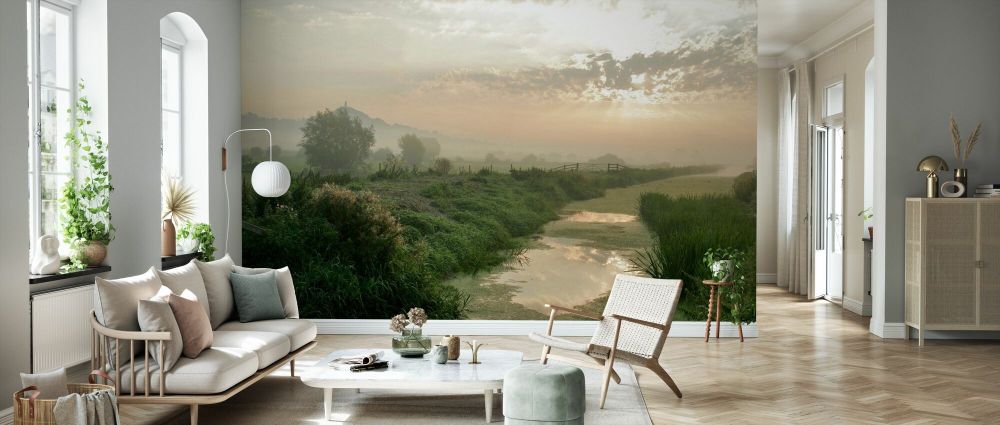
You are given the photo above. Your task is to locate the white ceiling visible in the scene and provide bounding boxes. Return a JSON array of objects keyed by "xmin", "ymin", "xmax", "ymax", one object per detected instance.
[{"xmin": 758, "ymin": 0, "xmax": 866, "ymax": 57}]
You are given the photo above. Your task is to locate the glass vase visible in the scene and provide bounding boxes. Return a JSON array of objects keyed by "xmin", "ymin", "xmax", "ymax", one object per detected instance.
[{"xmin": 392, "ymin": 328, "xmax": 431, "ymax": 357}]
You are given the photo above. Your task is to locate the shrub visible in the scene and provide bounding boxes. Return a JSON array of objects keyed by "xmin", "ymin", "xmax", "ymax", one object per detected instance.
[
  {"xmin": 733, "ymin": 170, "xmax": 756, "ymax": 204},
  {"xmin": 432, "ymin": 158, "xmax": 453, "ymax": 175},
  {"xmin": 630, "ymin": 193, "xmax": 755, "ymax": 321}
]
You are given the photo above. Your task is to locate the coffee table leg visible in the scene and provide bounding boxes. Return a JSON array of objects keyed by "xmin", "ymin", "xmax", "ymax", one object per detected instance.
[
  {"xmin": 324, "ymin": 388, "xmax": 332, "ymax": 420},
  {"xmin": 484, "ymin": 389, "xmax": 493, "ymax": 422}
]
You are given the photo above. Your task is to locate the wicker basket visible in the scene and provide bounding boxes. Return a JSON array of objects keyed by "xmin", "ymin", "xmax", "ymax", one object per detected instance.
[{"xmin": 12, "ymin": 370, "xmax": 115, "ymax": 425}]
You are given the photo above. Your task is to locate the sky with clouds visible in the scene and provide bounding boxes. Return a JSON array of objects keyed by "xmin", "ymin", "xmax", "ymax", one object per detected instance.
[{"xmin": 242, "ymin": 0, "xmax": 756, "ymax": 167}]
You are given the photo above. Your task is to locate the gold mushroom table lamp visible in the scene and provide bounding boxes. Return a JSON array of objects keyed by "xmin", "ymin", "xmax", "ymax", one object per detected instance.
[{"xmin": 917, "ymin": 155, "xmax": 949, "ymax": 198}]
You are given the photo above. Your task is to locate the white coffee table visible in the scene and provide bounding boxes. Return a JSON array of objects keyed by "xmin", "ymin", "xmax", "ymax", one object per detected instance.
[{"xmin": 301, "ymin": 348, "xmax": 523, "ymax": 422}]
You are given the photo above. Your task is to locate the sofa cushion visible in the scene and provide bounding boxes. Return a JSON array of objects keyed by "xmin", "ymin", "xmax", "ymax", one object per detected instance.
[
  {"xmin": 212, "ymin": 331, "xmax": 290, "ymax": 369},
  {"xmin": 167, "ymin": 293, "xmax": 214, "ymax": 359},
  {"xmin": 155, "ymin": 262, "xmax": 210, "ymax": 319},
  {"xmin": 229, "ymin": 271, "xmax": 286, "ymax": 323},
  {"xmin": 195, "ymin": 255, "xmax": 236, "ymax": 329},
  {"xmin": 116, "ymin": 347, "xmax": 257, "ymax": 395},
  {"xmin": 137, "ymin": 299, "xmax": 183, "ymax": 371},
  {"xmin": 233, "ymin": 266, "xmax": 299, "ymax": 319},
  {"xmin": 94, "ymin": 267, "xmax": 162, "ymax": 364},
  {"xmin": 216, "ymin": 319, "xmax": 316, "ymax": 351}
]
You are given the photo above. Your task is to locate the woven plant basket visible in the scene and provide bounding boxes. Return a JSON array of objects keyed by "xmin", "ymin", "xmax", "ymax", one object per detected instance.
[{"xmin": 12, "ymin": 370, "xmax": 115, "ymax": 425}]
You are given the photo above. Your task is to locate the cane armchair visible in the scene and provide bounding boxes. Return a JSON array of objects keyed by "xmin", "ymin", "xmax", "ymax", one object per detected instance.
[{"xmin": 528, "ymin": 274, "xmax": 684, "ymax": 408}]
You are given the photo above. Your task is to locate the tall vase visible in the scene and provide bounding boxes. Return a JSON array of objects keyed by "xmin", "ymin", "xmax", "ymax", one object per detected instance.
[
  {"xmin": 954, "ymin": 168, "xmax": 968, "ymax": 197},
  {"xmin": 162, "ymin": 219, "xmax": 176, "ymax": 256}
]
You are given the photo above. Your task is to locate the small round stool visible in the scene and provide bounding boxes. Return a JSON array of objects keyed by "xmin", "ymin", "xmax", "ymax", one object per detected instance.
[
  {"xmin": 702, "ymin": 280, "xmax": 744, "ymax": 342},
  {"xmin": 503, "ymin": 364, "xmax": 585, "ymax": 425}
]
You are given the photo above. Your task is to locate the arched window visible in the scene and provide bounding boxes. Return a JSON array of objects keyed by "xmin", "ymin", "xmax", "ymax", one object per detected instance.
[{"xmin": 160, "ymin": 13, "xmax": 209, "ymax": 222}]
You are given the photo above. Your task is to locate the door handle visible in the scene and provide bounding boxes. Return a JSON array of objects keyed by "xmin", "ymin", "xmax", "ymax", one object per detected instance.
[{"xmin": 975, "ymin": 260, "xmax": 985, "ymax": 268}]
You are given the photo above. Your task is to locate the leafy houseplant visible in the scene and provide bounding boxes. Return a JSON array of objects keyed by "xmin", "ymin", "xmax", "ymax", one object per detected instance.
[
  {"xmin": 389, "ymin": 307, "xmax": 431, "ymax": 357},
  {"xmin": 60, "ymin": 82, "xmax": 114, "ymax": 270},
  {"xmin": 858, "ymin": 207, "xmax": 874, "ymax": 239},
  {"xmin": 703, "ymin": 248, "xmax": 755, "ymax": 327},
  {"xmin": 177, "ymin": 222, "xmax": 215, "ymax": 262}
]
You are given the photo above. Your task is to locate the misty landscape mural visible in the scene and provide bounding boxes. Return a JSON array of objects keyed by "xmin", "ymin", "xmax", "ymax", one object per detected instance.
[{"xmin": 240, "ymin": 0, "xmax": 757, "ymax": 322}]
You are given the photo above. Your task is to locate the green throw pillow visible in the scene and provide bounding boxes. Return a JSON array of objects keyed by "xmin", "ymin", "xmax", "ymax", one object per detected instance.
[{"xmin": 229, "ymin": 271, "xmax": 286, "ymax": 323}]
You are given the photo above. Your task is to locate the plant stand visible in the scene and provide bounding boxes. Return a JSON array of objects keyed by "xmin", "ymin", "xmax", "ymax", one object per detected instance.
[{"xmin": 702, "ymin": 280, "xmax": 743, "ymax": 342}]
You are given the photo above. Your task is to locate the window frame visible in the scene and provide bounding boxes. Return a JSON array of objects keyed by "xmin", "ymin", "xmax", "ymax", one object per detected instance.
[
  {"xmin": 822, "ymin": 76, "xmax": 845, "ymax": 126},
  {"xmin": 160, "ymin": 37, "xmax": 184, "ymax": 178},
  {"xmin": 27, "ymin": 0, "xmax": 77, "ymax": 250}
]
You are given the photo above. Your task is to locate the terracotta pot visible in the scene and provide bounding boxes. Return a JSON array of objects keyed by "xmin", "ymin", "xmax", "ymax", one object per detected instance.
[
  {"xmin": 162, "ymin": 219, "xmax": 176, "ymax": 256},
  {"xmin": 80, "ymin": 241, "xmax": 107, "ymax": 267}
]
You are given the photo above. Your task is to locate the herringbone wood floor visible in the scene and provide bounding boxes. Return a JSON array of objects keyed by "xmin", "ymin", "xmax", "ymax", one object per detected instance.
[{"xmin": 112, "ymin": 284, "xmax": 1000, "ymax": 424}]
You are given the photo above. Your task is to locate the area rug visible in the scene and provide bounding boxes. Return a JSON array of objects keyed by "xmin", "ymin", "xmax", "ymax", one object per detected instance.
[{"xmin": 158, "ymin": 362, "xmax": 652, "ymax": 424}]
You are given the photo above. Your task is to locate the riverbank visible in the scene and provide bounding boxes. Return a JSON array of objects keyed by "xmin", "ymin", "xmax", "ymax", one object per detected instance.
[{"xmin": 449, "ymin": 174, "xmax": 736, "ymax": 320}]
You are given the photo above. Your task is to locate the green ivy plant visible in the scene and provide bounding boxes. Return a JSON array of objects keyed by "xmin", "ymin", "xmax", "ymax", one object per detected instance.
[
  {"xmin": 177, "ymin": 222, "xmax": 216, "ymax": 262},
  {"xmin": 703, "ymin": 247, "xmax": 756, "ymax": 326},
  {"xmin": 60, "ymin": 82, "xmax": 114, "ymax": 270}
]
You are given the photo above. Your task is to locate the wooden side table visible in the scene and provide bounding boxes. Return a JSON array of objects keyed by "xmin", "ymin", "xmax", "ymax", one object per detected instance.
[{"xmin": 702, "ymin": 280, "xmax": 744, "ymax": 342}]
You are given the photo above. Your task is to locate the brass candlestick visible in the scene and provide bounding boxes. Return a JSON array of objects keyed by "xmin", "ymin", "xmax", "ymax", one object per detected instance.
[{"xmin": 465, "ymin": 340, "xmax": 486, "ymax": 364}]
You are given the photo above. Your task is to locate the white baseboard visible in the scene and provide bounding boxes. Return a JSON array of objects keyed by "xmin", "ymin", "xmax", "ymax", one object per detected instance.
[
  {"xmin": 0, "ymin": 407, "xmax": 11, "ymax": 425},
  {"xmin": 842, "ymin": 297, "xmax": 871, "ymax": 316},
  {"xmin": 756, "ymin": 273, "xmax": 777, "ymax": 283},
  {"xmin": 311, "ymin": 319, "xmax": 758, "ymax": 338},
  {"xmin": 870, "ymin": 321, "xmax": 907, "ymax": 339}
]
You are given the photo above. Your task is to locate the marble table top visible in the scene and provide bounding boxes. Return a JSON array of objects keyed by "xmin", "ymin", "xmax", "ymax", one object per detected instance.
[{"xmin": 300, "ymin": 348, "xmax": 524, "ymax": 389}]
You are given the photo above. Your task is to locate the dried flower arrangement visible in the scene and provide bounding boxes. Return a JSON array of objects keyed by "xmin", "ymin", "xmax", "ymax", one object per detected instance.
[
  {"xmin": 389, "ymin": 307, "xmax": 428, "ymax": 333},
  {"xmin": 950, "ymin": 115, "xmax": 983, "ymax": 168}
]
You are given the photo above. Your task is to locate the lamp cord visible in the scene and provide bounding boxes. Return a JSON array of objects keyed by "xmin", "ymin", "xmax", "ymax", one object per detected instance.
[{"xmin": 223, "ymin": 128, "xmax": 272, "ymax": 255}]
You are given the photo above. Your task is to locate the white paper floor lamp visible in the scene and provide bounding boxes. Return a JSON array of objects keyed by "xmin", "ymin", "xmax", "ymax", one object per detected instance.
[{"xmin": 222, "ymin": 128, "xmax": 291, "ymax": 254}]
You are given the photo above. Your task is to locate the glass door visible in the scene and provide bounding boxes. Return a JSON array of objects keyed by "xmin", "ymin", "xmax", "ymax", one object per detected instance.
[{"xmin": 812, "ymin": 125, "xmax": 844, "ymax": 301}]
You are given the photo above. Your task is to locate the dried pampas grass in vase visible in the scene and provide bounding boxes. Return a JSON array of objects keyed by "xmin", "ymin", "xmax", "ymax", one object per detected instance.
[
  {"xmin": 162, "ymin": 176, "xmax": 197, "ymax": 255},
  {"xmin": 948, "ymin": 115, "xmax": 982, "ymax": 196}
]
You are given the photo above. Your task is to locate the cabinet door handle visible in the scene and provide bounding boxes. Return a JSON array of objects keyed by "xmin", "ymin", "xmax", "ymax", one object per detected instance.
[{"xmin": 976, "ymin": 260, "xmax": 986, "ymax": 268}]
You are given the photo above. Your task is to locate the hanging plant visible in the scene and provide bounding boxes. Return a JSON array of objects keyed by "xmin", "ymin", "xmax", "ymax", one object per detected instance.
[{"xmin": 60, "ymin": 81, "xmax": 114, "ymax": 270}]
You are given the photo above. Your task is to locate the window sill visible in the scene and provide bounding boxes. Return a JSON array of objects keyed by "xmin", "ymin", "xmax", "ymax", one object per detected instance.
[{"xmin": 29, "ymin": 265, "xmax": 111, "ymax": 296}]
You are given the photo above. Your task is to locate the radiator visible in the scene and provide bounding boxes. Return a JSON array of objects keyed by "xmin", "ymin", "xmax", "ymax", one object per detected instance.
[{"xmin": 31, "ymin": 285, "xmax": 94, "ymax": 372}]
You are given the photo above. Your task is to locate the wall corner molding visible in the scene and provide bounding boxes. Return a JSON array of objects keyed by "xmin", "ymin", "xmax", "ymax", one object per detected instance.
[
  {"xmin": 777, "ymin": 0, "xmax": 874, "ymax": 66},
  {"xmin": 870, "ymin": 321, "xmax": 906, "ymax": 339}
]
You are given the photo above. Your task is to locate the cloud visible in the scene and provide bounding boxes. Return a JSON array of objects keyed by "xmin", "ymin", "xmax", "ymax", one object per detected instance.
[{"xmin": 415, "ymin": 22, "xmax": 756, "ymax": 104}]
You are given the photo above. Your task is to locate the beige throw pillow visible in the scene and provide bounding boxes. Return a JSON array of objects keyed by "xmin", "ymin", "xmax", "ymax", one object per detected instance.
[
  {"xmin": 93, "ymin": 267, "xmax": 162, "ymax": 364},
  {"xmin": 137, "ymin": 299, "xmax": 184, "ymax": 371},
  {"xmin": 167, "ymin": 293, "xmax": 213, "ymax": 358},
  {"xmin": 156, "ymin": 262, "xmax": 211, "ymax": 320},
  {"xmin": 20, "ymin": 367, "xmax": 68, "ymax": 398},
  {"xmin": 194, "ymin": 255, "xmax": 236, "ymax": 329},
  {"xmin": 232, "ymin": 266, "xmax": 300, "ymax": 319}
]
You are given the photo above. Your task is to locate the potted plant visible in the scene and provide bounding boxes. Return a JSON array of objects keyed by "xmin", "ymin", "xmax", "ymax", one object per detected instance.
[
  {"xmin": 60, "ymin": 82, "xmax": 114, "ymax": 269},
  {"xmin": 389, "ymin": 307, "xmax": 431, "ymax": 357},
  {"xmin": 703, "ymin": 248, "xmax": 755, "ymax": 333},
  {"xmin": 177, "ymin": 222, "xmax": 215, "ymax": 261},
  {"xmin": 858, "ymin": 207, "xmax": 874, "ymax": 239},
  {"xmin": 161, "ymin": 176, "xmax": 196, "ymax": 256}
]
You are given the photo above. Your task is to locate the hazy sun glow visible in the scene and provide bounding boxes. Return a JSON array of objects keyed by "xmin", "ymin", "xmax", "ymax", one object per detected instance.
[{"xmin": 242, "ymin": 0, "xmax": 756, "ymax": 167}]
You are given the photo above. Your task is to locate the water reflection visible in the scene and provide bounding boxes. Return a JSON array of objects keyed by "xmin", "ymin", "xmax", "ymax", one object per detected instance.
[
  {"xmin": 564, "ymin": 211, "xmax": 638, "ymax": 223},
  {"xmin": 480, "ymin": 236, "xmax": 631, "ymax": 314}
]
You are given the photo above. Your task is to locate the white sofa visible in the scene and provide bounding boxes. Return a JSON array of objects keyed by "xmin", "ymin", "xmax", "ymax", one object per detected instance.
[{"xmin": 89, "ymin": 256, "xmax": 316, "ymax": 424}]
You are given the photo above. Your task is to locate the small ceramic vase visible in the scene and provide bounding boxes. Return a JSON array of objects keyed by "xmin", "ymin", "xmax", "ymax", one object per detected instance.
[
  {"xmin": 440, "ymin": 335, "xmax": 461, "ymax": 360},
  {"xmin": 431, "ymin": 345, "xmax": 449, "ymax": 364}
]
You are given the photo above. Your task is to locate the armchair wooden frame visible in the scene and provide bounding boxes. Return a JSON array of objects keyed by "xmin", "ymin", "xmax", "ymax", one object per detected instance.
[
  {"xmin": 533, "ymin": 275, "xmax": 684, "ymax": 409},
  {"xmin": 90, "ymin": 311, "xmax": 316, "ymax": 425}
]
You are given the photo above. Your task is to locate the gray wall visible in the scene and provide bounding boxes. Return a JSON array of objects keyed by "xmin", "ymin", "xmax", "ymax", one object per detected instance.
[
  {"xmin": 757, "ymin": 68, "xmax": 779, "ymax": 281},
  {"xmin": 0, "ymin": 0, "xmax": 31, "ymax": 411},
  {"xmin": 104, "ymin": 0, "xmax": 242, "ymax": 277},
  {"xmin": 883, "ymin": 0, "xmax": 1000, "ymax": 322}
]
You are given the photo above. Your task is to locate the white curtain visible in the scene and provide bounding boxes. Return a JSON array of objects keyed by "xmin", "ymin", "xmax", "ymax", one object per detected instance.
[{"xmin": 777, "ymin": 61, "xmax": 815, "ymax": 298}]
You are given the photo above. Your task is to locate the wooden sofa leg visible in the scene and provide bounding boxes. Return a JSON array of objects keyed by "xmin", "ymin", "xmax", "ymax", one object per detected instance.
[
  {"xmin": 190, "ymin": 404, "xmax": 199, "ymax": 425},
  {"xmin": 290, "ymin": 359, "xmax": 296, "ymax": 377}
]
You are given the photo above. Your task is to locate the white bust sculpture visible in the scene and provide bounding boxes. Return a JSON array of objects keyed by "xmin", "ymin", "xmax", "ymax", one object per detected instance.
[{"xmin": 30, "ymin": 235, "xmax": 61, "ymax": 275}]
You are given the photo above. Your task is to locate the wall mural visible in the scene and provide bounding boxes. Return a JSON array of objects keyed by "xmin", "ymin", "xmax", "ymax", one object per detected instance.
[{"xmin": 241, "ymin": 0, "xmax": 757, "ymax": 323}]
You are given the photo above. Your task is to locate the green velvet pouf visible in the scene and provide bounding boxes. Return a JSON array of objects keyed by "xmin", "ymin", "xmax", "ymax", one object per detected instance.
[{"xmin": 503, "ymin": 364, "xmax": 585, "ymax": 425}]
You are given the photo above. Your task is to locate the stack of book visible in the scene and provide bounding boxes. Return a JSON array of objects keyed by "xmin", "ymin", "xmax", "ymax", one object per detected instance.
[
  {"xmin": 975, "ymin": 184, "xmax": 1000, "ymax": 198},
  {"xmin": 329, "ymin": 350, "xmax": 389, "ymax": 372}
]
